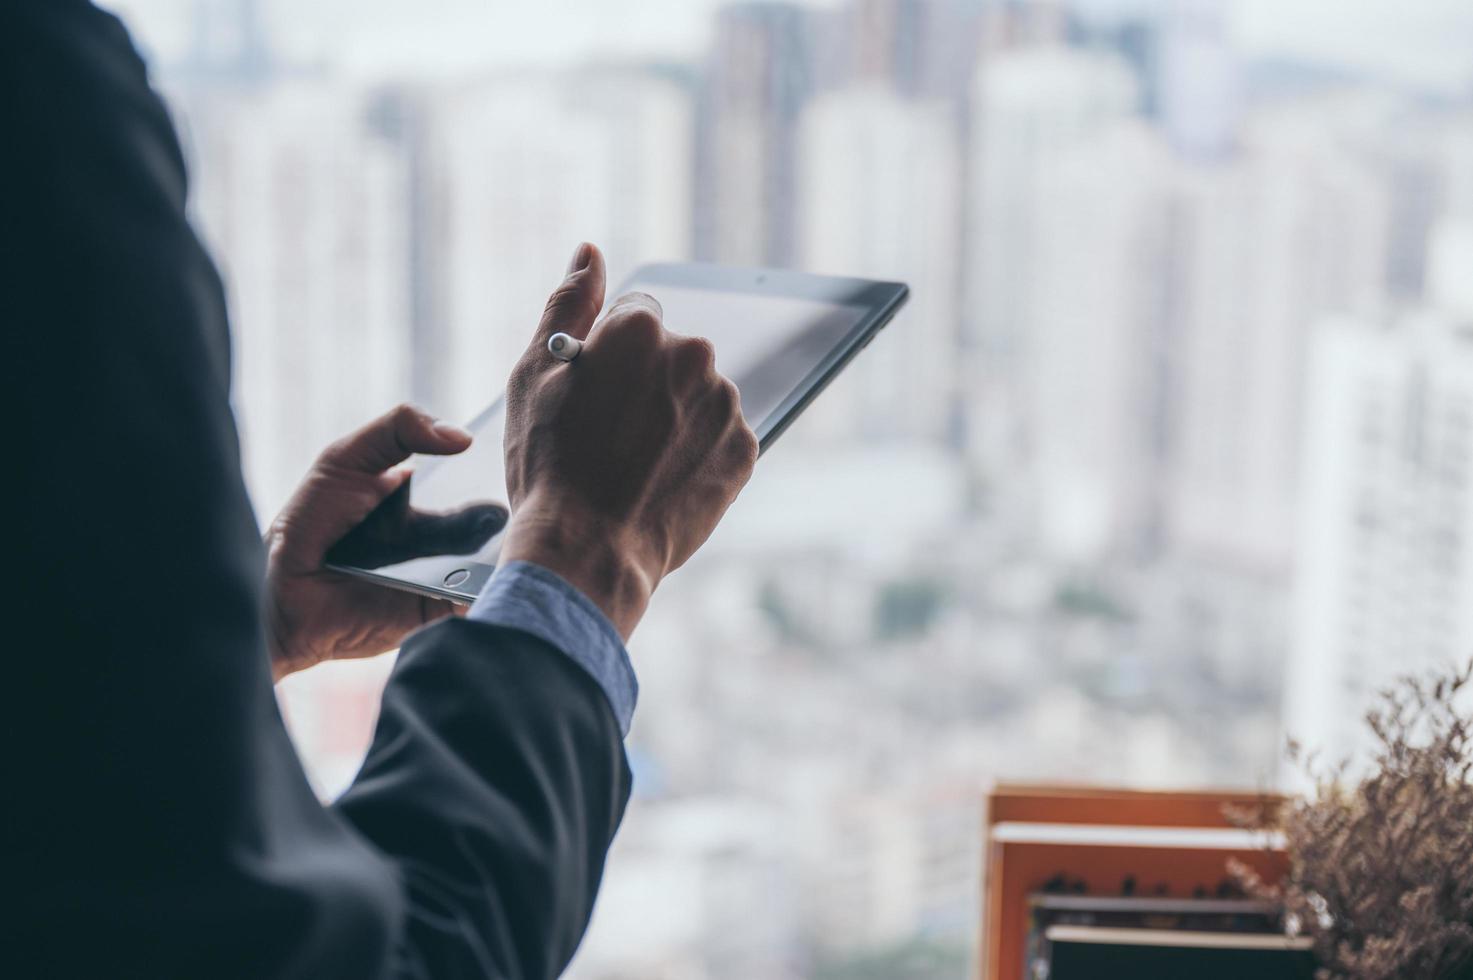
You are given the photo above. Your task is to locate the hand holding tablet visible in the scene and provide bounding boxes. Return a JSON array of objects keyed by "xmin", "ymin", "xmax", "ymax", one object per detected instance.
[
  {"xmin": 326, "ymin": 248, "xmax": 909, "ymax": 605},
  {"xmin": 494, "ymin": 268, "xmax": 758, "ymax": 637}
]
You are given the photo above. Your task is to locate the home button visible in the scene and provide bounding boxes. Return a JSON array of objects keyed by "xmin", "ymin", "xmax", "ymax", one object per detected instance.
[{"xmin": 443, "ymin": 568, "xmax": 471, "ymax": 588}]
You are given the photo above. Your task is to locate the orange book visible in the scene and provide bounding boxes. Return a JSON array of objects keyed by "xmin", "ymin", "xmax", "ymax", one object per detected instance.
[{"xmin": 980, "ymin": 785, "xmax": 1289, "ymax": 980}]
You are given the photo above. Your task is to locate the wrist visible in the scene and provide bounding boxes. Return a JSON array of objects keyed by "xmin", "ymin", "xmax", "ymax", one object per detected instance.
[
  {"xmin": 263, "ymin": 589, "xmax": 315, "ymax": 682},
  {"xmin": 498, "ymin": 502, "xmax": 657, "ymax": 640}
]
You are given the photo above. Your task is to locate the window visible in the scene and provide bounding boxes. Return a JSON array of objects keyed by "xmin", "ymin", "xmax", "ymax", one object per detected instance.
[{"xmin": 104, "ymin": 1, "xmax": 1473, "ymax": 975}]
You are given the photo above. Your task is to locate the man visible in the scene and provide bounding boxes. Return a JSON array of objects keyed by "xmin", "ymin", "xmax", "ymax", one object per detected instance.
[{"xmin": 6, "ymin": 2, "xmax": 757, "ymax": 977}]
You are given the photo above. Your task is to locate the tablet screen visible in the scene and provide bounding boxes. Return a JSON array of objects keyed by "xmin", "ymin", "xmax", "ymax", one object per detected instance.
[
  {"xmin": 655, "ymin": 286, "xmax": 872, "ymax": 433},
  {"xmin": 326, "ymin": 266, "xmax": 905, "ymax": 596}
]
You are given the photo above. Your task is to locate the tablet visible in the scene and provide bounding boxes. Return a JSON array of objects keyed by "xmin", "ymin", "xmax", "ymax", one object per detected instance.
[{"xmin": 325, "ymin": 263, "xmax": 909, "ymax": 603}]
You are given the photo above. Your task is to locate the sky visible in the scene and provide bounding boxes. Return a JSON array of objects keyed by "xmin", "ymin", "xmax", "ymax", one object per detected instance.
[{"xmin": 105, "ymin": 0, "xmax": 1473, "ymax": 93}]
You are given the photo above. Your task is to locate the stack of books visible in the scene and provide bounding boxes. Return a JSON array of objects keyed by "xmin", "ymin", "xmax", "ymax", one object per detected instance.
[
  {"xmin": 981, "ymin": 784, "xmax": 1313, "ymax": 980},
  {"xmin": 1026, "ymin": 893, "xmax": 1313, "ymax": 978}
]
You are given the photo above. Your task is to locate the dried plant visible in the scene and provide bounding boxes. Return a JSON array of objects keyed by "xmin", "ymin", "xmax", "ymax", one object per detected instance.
[{"xmin": 1234, "ymin": 659, "xmax": 1473, "ymax": 980}]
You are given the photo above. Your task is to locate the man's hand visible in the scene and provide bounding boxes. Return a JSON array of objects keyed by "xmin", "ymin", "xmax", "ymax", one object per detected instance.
[
  {"xmin": 500, "ymin": 243, "xmax": 759, "ymax": 639},
  {"xmin": 265, "ymin": 405, "xmax": 508, "ymax": 680}
]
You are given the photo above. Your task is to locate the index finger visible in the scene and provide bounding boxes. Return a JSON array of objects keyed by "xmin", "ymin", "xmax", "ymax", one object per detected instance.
[
  {"xmin": 585, "ymin": 291, "xmax": 666, "ymax": 349},
  {"xmin": 603, "ymin": 291, "xmax": 663, "ymax": 322}
]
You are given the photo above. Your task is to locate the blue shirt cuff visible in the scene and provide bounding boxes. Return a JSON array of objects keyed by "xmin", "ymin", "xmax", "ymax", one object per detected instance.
[{"xmin": 466, "ymin": 560, "xmax": 637, "ymax": 737}]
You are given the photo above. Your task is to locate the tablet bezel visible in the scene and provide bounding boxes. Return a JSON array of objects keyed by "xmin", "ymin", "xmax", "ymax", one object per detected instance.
[
  {"xmin": 325, "ymin": 263, "xmax": 909, "ymax": 604},
  {"xmin": 628, "ymin": 263, "xmax": 909, "ymax": 451}
]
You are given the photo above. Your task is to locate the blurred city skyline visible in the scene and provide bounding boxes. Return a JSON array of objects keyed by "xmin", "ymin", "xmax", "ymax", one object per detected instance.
[
  {"xmin": 107, "ymin": 0, "xmax": 1473, "ymax": 93},
  {"xmin": 101, "ymin": 0, "xmax": 1473, "ymax": 976}
]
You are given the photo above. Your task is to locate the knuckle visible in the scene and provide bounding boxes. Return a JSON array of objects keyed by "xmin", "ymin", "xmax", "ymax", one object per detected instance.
[
  {"xmin": 388, "ymin": 403, "xmax": 424, "ymax": 442},
  {"xmin": 615, "ymin": 291, "xmax": 663, "ymax": 317},
  {"xmin": 625, "ymin": 307, "xmax": 662, "ymax": 333},
  {"xmin": 607, "ymin": 306, "xmax": 663, "ymax": 345},
  {"xmin": 681, "ymin": 336, "xmax": 717, "ymax": 371},
  {"xmin": 715, "ymin": 376, "xmax": 742, "ymax": 413},
  {"xmin": 728, "ymin": 424, "xmax": 759, "ymax": 473}
]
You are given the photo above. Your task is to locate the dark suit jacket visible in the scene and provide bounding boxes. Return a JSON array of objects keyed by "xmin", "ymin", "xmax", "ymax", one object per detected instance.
[{"xmin": 4, "ymin": 3, "xmax": 631, "ymax": 977}]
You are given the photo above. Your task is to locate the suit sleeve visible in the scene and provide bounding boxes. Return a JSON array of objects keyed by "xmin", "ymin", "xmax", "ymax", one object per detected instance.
[
  {"xmin": 336, "ymin": 620, "xmax": 633, "ymax": 979},
  {"xmin": 5, "ymin": 4, "xmax": 629, "ymax": 978}
]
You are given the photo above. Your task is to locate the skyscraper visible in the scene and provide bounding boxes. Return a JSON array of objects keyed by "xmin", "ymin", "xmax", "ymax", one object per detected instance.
[
  {"xmin": 797, "ymin": 86, "xmax": 962, "ymax": 443},
  {"xmin": 969, "ymin": 84, "xmax": 1392, "ymax": 567},
  {"xmin": 410, "ymin": 69, "xmax": 694, "ymax": 423},
  {"xmin": 184, "ymin": 80, "xmax": 416, "ymax": 514},
  {"xmin": 695, "ymin": 2, "xmax": 814, "ymax": 266},
  {"xmin": 1163, "ymin": 114, "xmax": 1391, "ymax": 573},
  {"xmin": 1155, "ymin": 0, "xmax": 1239, "ymax": 161},
  {"xmin": 185, "ymin": 0, "xmax": 270, "ymax": 80},
  {"xmin": 964, "ymin": 47, "xmax": 1140, "ymax": 551},
  {"xmin": 967, "ymin": 47, "xmax": 1140, "ymax": 361},
  {"xmin": 1286, "ymin": 309, "xmax": 1473, "ymax": 763},
  {"xmin": 1021, "ymin": 120, "xmax": 1175, "ymax": 559},
  {"xmin": 837, "ymin": 0, "xmax": 987, "ymax": 99}
]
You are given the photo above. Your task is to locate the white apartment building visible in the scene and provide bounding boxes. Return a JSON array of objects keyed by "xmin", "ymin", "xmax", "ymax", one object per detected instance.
[
  {"xmin": 1286, "ymin": 306, "xmax": 1473, "ymax": 764},
  {"xmin": 415, "ymin": 69, "xmax": 693, "ymax": 423},
  {"xmin": 180, "ymin": 79, "xmax": 416, "ymax": 515},
  {"xmin": 966, "ymin": 46, "xmax": 1139, "ymax": 361},
  {"xmin": 969, "ymin": 78, "xmax": 1391, "ymax": 569},
  {"xmin": 796, "ymin": 85, "xmax": 962, "ymax": 444},
  {"xmin": 1162, "ymin": 113, "xmax": 1390, "ymax": 574},
  {"xmin": 964, "ymin": 47, "xmax": 1141, "ymax": 548}
]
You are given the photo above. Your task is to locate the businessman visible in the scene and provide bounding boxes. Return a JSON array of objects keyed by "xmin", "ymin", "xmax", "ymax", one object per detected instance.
[{"xmin": 6, "ymin": 2, "xmax": 757, "ymax": 977}]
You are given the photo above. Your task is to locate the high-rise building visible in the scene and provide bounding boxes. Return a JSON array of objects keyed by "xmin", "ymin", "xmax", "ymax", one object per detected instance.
[
  {"xmin": 796, "ymin": 86, "xmax": 962, "ymax": 443},
  {"xmin": 967, "ymin": 47, "xmax": 1139, "ymax": 361},
  {"xmin": 695, "ymin": 2, "xmax": 813, "ymax": 266},
  {"xmin": 976, "ymin": 0, "xmax": 1068, "ymax": 56},
  {"xmin": 1429, "ymin": 221, "xmax": 1473, "ymax": 319},
  {"xmin": 1155, "ymin": 0, "xmax": 1239, "ymax": 161},
  {"xmin": 1365, "ymin": 110, "xmax": 1473, "ymax": 304},
  {"xmin": 1427, "ymin": 120, "xmax": 1473, "ymax": 318},
  {"xmin": 969, "ymin": 83, "xmax": 1392, "ymax": 567},
  {"xmin": 1021, "ymin": 121, "xmax": 1175, "ymax": 559},
  {"xmin": 1163, "ymin": 115, "xmax": 1390, "ymax": 572},
  {"xmin": 182, "ymin": 79, "xmax": 416, "ymax": 514},
  {"xmin": 1285, "ymin": 308, "xmax": 1473, "ymax": 764},
  {"xmin": 185, "ymin": 0, "xmax": 270, "ymax": 80},
  {"xmin": 964, "ymin": 47, "xmax": 1140, "ymax": 549},
  {"xmin": 1443, "ymin": 121, "xmax": 1473, "ymax": 225},
  {"xmin": 832, "ymin": 0, "xmax": 987, "ymax": 99},
  {"xmin": 163, "ymin": 1, "xmax": 418, "ymax": 515},
  {"xmin": 411, "ymin": 69, "xmax": 694, "ymax": 422}
]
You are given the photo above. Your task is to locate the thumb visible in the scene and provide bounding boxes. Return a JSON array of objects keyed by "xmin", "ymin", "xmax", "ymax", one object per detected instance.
[{"xmin": 533, "ymin": 242, "xmax": 606, "ymax": 348}]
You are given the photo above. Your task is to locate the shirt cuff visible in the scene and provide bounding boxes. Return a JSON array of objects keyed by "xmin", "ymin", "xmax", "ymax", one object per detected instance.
[{"xmin": 466, "ymin": 559, "xmax": 638, "ymax": 737}]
